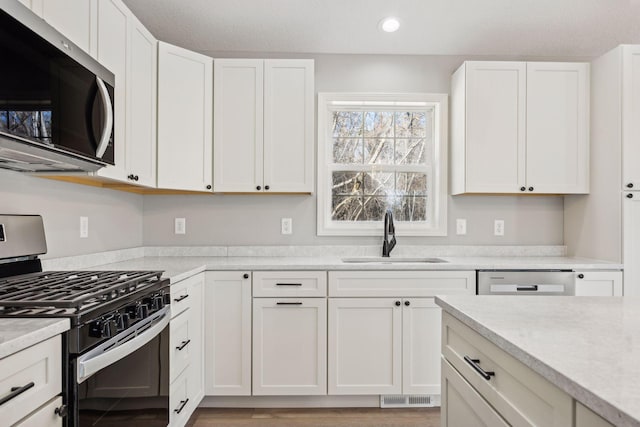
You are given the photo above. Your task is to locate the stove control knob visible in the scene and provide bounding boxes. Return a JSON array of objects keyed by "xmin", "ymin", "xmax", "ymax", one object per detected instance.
[
  {"xmin": 102, "ymin": 321, "xmax": 113, "ymax": 338},
  {"xmin": 152, "ymin": 295, "xmax": 165, "ymax": 310},
  {"xmin": 139, "ymin": 304, "xmax": 149, "ymax": 319},
  {"xmin": 114, "ymin": 313, "xmax": 130, "ymax": 331}
]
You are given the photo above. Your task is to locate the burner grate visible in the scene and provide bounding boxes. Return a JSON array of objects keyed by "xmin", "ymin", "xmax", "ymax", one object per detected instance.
[{"xmin": 0, "ymin": 270, "xmax": 164, "ymax": 310}]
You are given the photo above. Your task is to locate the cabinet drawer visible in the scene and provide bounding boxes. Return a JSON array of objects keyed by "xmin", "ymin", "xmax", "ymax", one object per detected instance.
[
  {"xmin": 171, "ymin": 274, "xmax": 202, "ymax": 318},
  {"xmin": 170, "ymin": 310, "xmax": 191, "ymax": 383},
  {"xmin": 441, "ymin": 359, "xmax": 508, "ymax": 427},
  {"xmin": 442, "ymin": 313, "xmax": 572, "ymax": 427},
  {"xmin": 15, "ymin": 396, "xmax": 62, "ymax": 427},
  {"xmin": 0, "ymin": 336, "xmax": 62, "ymax": 427},
  {"xmin": 253, "ymin": 271, "xmax": 327, "ymax": 297},
  {"xmin": 328, "ymin": 271, "xmax": 475, "ymax": 297},
  {"xmin": 169, "ymin": 371, "xmax": 192, "ymax": 427}
]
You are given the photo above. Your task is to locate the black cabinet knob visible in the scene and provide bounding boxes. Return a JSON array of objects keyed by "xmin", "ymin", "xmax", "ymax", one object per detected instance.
[
  {"xmin": 243, "ymin": 273, "xmax": 249, "ymax": 279},
  {"xmin": 577, "ymin": 274, "xmax": 584, "ymax": 279},
  {"xmin": 256, "ymin": 185, "xmax": 262, "ymax": 190},
  {"xmin": 627, "ymin": 183, "xmax": 634, "ymax": 188},
  {"xmin": 404, "ymin": 300, "xmax": 410, "ymax": 306},
  {"xmin": 528, "ymin": 187, "xmax": 534, "ymax": 192},
  {"xmin": 265, "ymin": 185, "xmax": 270, "ymax": 190},
  {"xmin": 520, "ymin": 187, "xmax": 526, "ymax": 192},
  {"xmin": 134, "ymin": 175, "xmax": 139, "ymax": 181},
  {"xmin": 55, "ymin": 405, "xmax": 68, "ymax": 417},
  {"xmin": 627, "ymin": 193, "xmax": 634, "ymax": 199},
  {"xmin": 128, "ymin": 174, "xmax": 134, "ymax": 180},
  {"xmin": 395, "ymin": 301, "xmax": 401, "ymax": 307},
  {"xmin": 206, "ymin": 185, "xmax": 212, "ymax": 190}
]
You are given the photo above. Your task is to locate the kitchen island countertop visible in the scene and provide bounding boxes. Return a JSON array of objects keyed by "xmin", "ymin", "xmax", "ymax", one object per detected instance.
[{"xmin": 436, "ymin": 295, "xmax": 640, "ymax": 427}]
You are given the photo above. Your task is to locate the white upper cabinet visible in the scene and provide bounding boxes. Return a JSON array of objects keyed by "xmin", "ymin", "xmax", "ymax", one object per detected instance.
[
  {"xmin": 126, "ymin": 17, "xmax": 157, "ymax": 187},
  {"xmin": 526, "ymin": 62, "xmax": 589, "ymax": 194},
  {"xmin": 157, "ymin": 42, "xmax": 213, "ymax": 192},
  {"xmin": 93, "ymin": 0, "xmax": 129, "ymax": 182},
  {"xmin": 213, "ymin": 59, "xmax": 314, "ymax": 193},
  {"xmin": 622, "ymin": 46, "xmax": 640, "ymax": 190},
  {"xmin": 263, "ymin": 60, "xmax": 314, "ymax": 192},
  {"xmin": 39, "ymin": 0, "xmax": 95, "ymax": 54},
  {"xmin": 213, "ymin": 59, "xmax": 264, "ymax": 192},
  {"xmin": 451, "ymin": 60, "xmax": 589, "ymax": 195}
]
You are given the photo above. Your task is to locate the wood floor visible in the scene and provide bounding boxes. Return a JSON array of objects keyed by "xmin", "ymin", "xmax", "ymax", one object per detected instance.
[{"xmin": 187, "ymin": 407, "xmax": 441, "ymax": 427}]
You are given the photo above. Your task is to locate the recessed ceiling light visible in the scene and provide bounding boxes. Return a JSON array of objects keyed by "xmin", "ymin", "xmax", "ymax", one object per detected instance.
[{"xmin": 379, "ymin": 17, "xmax": 401, "ymax": 33}]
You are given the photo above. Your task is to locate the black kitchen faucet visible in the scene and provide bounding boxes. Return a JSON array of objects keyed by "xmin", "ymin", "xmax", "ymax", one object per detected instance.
[{"xmin": 382, "ymin": 209, "xmax": 397, "ymax": 257}]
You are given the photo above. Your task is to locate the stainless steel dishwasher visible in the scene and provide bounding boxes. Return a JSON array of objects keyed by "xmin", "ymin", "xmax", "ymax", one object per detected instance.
[{"xmin": 477, "ymin": 270, "xmax": 576, "ymax": 295}]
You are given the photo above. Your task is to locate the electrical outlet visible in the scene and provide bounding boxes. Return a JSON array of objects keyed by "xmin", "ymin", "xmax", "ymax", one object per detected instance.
[
  {"xmin": 456, "ymin": 218, "xmax": 467, "ymax": 235},
  {"xmin": 175, "ymin": 218, "xmax": 186, "ymax": 235},
  {"xmin": 494, "ymin": 219, "xmax": 505, "ymax": 236},
  {"xmin": 80, "ymin": 216, "xmax": 89, "ymax": 238},
  {"xmin": 281, "ymin": 218, "xmax": 293, "ymax": 235}
]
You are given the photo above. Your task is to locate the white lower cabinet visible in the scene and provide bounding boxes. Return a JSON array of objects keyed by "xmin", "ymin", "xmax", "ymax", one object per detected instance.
[
  {"xmin": 169, "ymin": 272, "xmax": 204, "ymax": 427},
  {"xmin": 441, "ymin": 312, "xmax": 573, "ymax": 427},
  {"xmin": 205, "ymin": 271, "xmax": 252, "ymax": 396},
  {"xmin": 253, "ymin": 298, "xmax": 327, "ymax": 395},
  {"xmin": 574, "ymin": 271, "xmax": 623, "ymax": 296},
  {"xmin": 328, "ymin": 298, "xmax": 402, "ymax": 395},
  {"xmin": 0, "ymin": 335, "xmax": 62, "ymax": 427},
  {"xmin": 327, "ymin": 271, "xmax": 475, "ymax": 397},
  {"xmin": 15, "ymin": 396, "xmax": 63, "ymax": 427}
]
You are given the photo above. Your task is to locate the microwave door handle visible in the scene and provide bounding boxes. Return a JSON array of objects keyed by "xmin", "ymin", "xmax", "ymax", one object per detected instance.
[
  {"xmin": 76, "ymin": 308, "xmax": 169, "ymax": 383},
  {"xmin": 95, "ymin": 76, "xmax": 113, "ymax": 159}
]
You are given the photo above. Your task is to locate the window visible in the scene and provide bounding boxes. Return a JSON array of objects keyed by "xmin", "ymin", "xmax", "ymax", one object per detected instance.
[{"xmin": 317, "ymin": 93, "xmax": 447, "ymax": 236}]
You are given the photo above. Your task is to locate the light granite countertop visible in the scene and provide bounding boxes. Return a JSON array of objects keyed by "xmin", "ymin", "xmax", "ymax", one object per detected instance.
[
  {"xmin": 436, "ymin": 295, "xmax": 640, "ymax": 427},
  {"xmin": 85, "ymin": 255, "xmax": 622, "ymax": 283},
  {"xmin": 0, "ymin": 318, "xmax": 70, "ymax": 359}
]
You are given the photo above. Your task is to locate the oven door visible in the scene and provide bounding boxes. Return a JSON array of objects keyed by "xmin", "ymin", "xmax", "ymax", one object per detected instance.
[{"xmin": 73, "ymin": 307, "xmax": 170, "ymax": 427}]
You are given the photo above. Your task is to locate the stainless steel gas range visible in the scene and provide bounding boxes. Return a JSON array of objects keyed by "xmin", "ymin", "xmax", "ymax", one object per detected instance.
[{"xmin": 0, "ymin": 215, "xmax": 171, "ymax": 427}]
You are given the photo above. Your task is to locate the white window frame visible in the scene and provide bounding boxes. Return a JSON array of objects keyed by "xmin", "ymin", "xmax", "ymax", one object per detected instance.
[{"xmin": 317, "ymin": 92, "xmax": 448, "ymax": 236}]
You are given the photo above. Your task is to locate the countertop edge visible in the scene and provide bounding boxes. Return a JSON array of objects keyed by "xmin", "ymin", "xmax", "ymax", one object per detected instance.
[
  {"xmin": 0, "ymin": 318, "xmax": 70, "ymax": 359},
  {"xmin": 434, "ymin": 297, "xmax": 638, "ymax": 427},
  {"xmin": 168, "ymin": 265, "xmax": 207, "ymax": 283}
]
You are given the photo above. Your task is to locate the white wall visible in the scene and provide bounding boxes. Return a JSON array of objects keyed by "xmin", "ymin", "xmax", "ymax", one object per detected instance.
[
  {"xmin": 143, "ymin": 53, "xmax": 565, "ymax": 247},
  {"xmin": 0, "ymin": 169, "xmax": 143, "ymax": 258}
]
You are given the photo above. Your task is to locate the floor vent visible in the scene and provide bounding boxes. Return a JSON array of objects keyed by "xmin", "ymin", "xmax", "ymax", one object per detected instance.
[{"xmin": 380, "ymin": 394, "xmax": 440, "ymax": 408}]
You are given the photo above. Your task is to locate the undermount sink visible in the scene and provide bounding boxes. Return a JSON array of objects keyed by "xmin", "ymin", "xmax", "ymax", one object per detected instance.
[{"xmin": 341, "ymin": 257, "xmax": 447, "ymax": 264}]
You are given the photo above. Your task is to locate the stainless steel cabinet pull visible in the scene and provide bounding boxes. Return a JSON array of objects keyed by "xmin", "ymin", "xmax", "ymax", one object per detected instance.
[
  {"xmin": 176, "ymin": 340, "xmax": 191, "ymax": 351},
  {"xmin": 174, "ymin": 294, "xmax": 189, "ymax": 303},
  {"xmin": 275, "ymin": 283, "xmax": 302, "ymax": 286},
  {"xmin": 0, "ymin": 382, "xmax": 34, "ymax": 406},
  {"xmin": 464, "ymin": 356, "xmax": 495, "ymax": 380},
  {"xmin": 276, "ymin": 302, "xmax": 303, "ymax": 305},
  {"xmin": 174, "ymin": 398, "xmax": 189, "ymax": 414}
]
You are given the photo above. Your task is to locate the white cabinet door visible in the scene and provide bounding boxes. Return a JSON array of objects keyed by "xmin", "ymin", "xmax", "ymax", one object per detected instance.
[
  {"xmin": 574, "ymin": 271, "xmax": 623, "ymax": 296},
  {"xmin": 441, "ymin": 359, "xmax": 509, "ymax": 427},
  {"xmin": 328, "ymin": 298, "xmax": 402, "ymax": 395},
  {"xmin": 213, "ymin": 59, "xmax": 264, "ymax": 192},
  {"xmin": 263, "ymin": 60, "xmax": 314, "ymax": 192},
  {"xmin": 204, "ymin": 271, "xmax": 252, "ymax": 395},
  {"xmin": 40, "ymin": 0, "xmax": 95, "ymax": 54},
  {"xmin": 94, "ymin": 0, "xmax": 128, "ymax": 182},
  {"xmin": 622, "ymin": 46, "xmax": 640, "ymax": 190},
  {"xmin": 253, "ymin": 298, "xmax": 327, "ymax": 395},
  {"xmin": 187, "ymin": 275, "xmax": 205, "ymax": 407},
  {"xmin": 463, "ymin": 61, "xmax": 526, "ymax": 193},
  {"xmin": 624, "ymin": 194, "xmax": 640, "ymax": 296},
  {"xmin": 526, "ymin": 62, "xmax": 589, "ymax": 194},
  {"xmin": 157, "ymin": 42, "xmax": 213, "ymax": 192},
  {"xmin": 125, "ymin": 17, "xmax": 157, "ymax": 187},
  {"xmin": 402, "ymin": 298, "xmax": 441, "ymax": 395}
]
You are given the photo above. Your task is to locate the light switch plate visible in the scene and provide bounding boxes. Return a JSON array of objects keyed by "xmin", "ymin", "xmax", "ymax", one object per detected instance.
[
  {"xmin": 80, "ymin": 216, "xmax": 89, "ymax": 238},
  {"xmin": 175, "ymin": 218, "xmax": 186, "ymax": 235},
  {"xmin": 456, "ymin": 218, "xmax": 467, "ymax": 235}
]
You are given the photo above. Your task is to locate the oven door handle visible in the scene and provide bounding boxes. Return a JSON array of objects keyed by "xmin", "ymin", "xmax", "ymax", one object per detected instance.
[{"xmin": 77, "ymin": 307, "xmax": 170, "ymax": 383}]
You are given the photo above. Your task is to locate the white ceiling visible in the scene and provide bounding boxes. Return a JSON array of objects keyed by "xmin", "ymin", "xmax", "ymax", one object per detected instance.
[{"xmin": 123, "ymin": 0, "xmax": 640, "ymax": 57}]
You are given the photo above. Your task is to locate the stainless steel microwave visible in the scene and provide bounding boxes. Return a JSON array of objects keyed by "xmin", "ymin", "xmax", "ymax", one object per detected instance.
[{"xmin": 0, "ymin": 0, "xmax": 115, "ymax": 172}]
